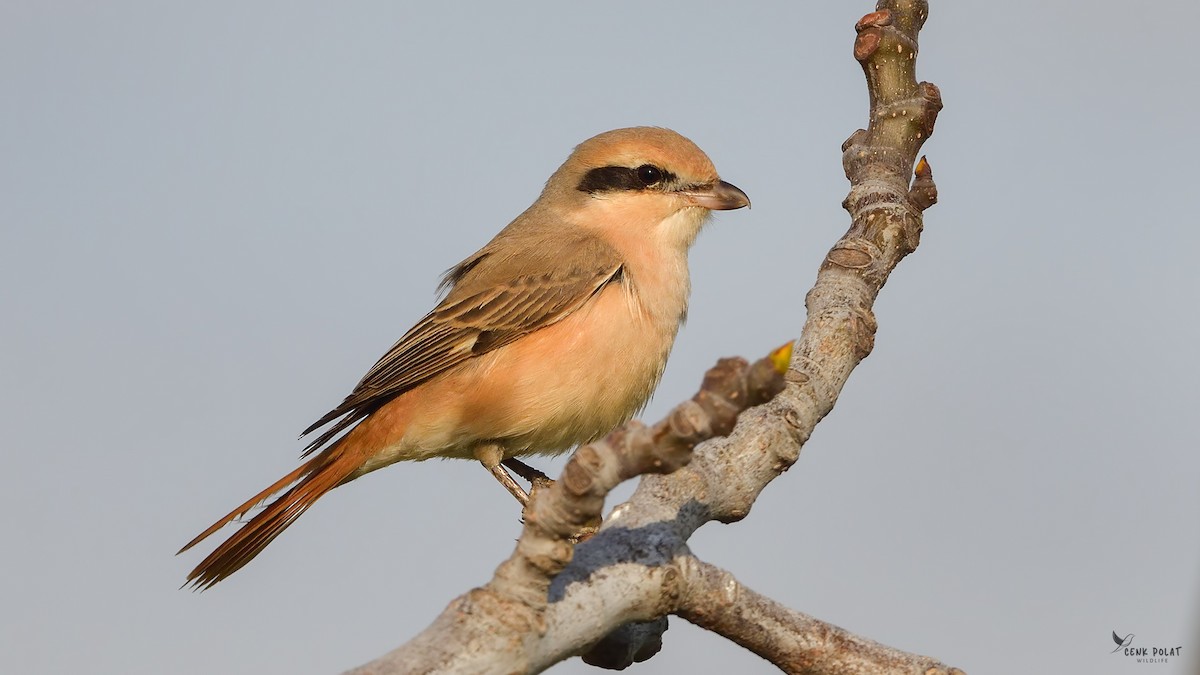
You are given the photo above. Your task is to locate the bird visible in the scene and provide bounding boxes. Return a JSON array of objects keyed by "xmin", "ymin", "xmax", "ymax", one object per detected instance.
[
  {"xmin": 178, "ymin": 126, "xmax": 750, "ymax": 589},
  {"xmin": 1111, "ymin": 631, "xmax": 1134, "ymax": 653}
]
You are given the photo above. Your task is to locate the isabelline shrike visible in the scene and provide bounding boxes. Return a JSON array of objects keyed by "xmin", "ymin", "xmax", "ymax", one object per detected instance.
[{"xmin": 180, "ymin": 127, "xmax": 750, "ymax": 588}]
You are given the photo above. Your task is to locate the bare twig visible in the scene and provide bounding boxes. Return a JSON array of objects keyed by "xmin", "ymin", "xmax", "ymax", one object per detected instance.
[{"xmin": 677, "ymin": 560, "xmax": 962, "ymax": 675}]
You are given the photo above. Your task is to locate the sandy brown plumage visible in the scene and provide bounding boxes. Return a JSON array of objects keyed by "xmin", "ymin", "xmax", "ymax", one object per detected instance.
[{"xmin": 179, "ymin": 127, "xmax": 749, "ymax": 588}]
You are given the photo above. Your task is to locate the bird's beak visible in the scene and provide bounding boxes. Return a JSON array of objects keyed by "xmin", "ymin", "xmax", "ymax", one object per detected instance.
[{"xmin": 680, "ymin": 180, "xmax": 751, "ymax": 210}]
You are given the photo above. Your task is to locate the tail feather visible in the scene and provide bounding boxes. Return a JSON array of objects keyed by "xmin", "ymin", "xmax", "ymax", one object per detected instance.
[
  {"xmin": 179, "ymin": 448, "xmax": 361, "ymax": 590},
  {"xmin": 178, "ymin": 457, "xmax": 319, "ymax": 557}
]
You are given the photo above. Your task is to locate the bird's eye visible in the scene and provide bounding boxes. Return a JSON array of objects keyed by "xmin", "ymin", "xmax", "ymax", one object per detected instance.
[{"xmin": 636, "ymin": 164, "xmax": 663, "ymax": 186}]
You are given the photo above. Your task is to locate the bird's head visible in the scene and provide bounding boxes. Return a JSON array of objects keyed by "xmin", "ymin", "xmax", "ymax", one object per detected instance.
[{"xmin": 542, "ymin": 127, "xmax": 750, "ymax": 253}]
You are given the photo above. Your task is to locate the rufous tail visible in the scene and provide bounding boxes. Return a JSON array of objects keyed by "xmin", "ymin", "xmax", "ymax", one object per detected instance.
[{"xmin": 178, "ymin": 445, "xmax": 362, "ymax": 590}]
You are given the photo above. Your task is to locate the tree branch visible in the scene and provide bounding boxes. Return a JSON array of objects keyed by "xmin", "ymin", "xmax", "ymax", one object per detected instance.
[
  {"xmin": 348, "ymin": 1, "xmax": 951, "ymax": 673},
  {"xmin": 677, "ymin": 559, "xmax": 963, "ymax": 675}
]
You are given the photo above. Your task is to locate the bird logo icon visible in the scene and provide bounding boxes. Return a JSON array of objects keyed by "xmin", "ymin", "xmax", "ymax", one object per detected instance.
[{"xmin": 1111, "ymin": 631, "xmax": 1134, "ymax": 653}]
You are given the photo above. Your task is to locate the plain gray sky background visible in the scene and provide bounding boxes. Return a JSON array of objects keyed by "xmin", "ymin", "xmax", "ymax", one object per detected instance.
[{"xmin": 2, "ymin": 2, "xmax": 1197, "ymax": 674}]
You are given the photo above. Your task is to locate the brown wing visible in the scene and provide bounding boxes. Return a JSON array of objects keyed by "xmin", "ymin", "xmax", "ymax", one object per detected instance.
[{"xmin": 299, "ymin": 235, "xmax": 624, "ymax": 456}]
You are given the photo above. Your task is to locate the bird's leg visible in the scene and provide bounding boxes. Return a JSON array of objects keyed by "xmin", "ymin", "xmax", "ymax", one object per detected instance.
[
  {"xmin": 503, "ymin": 457, "xmax": 557, "ymax": 507},
  {"xmin": 502, "ymin": 458, "xmax": 553, "ymax": 488},
  {"xmin": 487, "ymin": 464, "xmax": 531, "ymax": 507},
  {"xmin": 506, "ymin": 457, "xmax": 595, "ymax": 541},
  {"xmin": 483, "ymin": 449, "xmax": 598, "ymax": 538},
  {"xmin": 476, "ymin": 444, "xmax": 530, "ymax": 506}
]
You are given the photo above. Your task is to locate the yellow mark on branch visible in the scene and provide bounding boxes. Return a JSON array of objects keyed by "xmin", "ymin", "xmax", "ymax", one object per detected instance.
[{"xmin": 768, "ymin": 342, "xmax": 795, "ymax": 375}]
